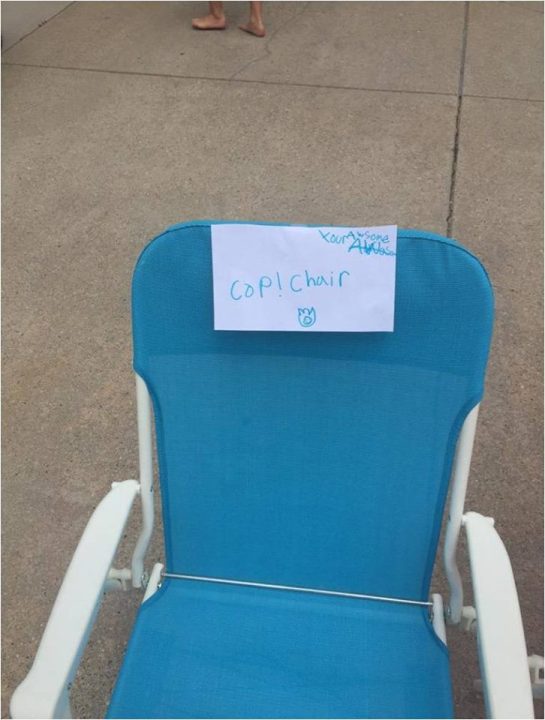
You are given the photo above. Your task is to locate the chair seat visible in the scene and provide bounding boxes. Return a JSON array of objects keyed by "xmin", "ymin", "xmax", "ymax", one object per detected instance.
[{"xmin": 107, "ymin": 578, "xmax": 453, "ymax": 719}]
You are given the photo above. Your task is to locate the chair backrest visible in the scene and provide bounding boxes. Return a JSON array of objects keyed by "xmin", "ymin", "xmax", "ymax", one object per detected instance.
[{"xmin": 133, "ymin": 222, "xmax": 494, "ymax": 601}]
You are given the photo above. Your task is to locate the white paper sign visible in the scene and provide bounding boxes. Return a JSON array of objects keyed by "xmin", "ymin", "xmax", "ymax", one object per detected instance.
[{"xmin": 211, "ymin": 224, "xmax": 397, "ymax": 332}]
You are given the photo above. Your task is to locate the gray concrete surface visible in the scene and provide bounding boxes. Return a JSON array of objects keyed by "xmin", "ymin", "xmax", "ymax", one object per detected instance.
[
  {"xmin": 2, "ymin": 2, "xmax": 543, "ymax": 718},
  {"xmin": 1, "ymin": 2, "xmax": 71, "ymax": 52}
]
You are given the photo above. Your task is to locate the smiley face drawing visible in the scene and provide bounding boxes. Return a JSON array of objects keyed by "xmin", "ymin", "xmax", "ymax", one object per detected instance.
[{"xmin": 298, "ymin": 307, "xmax": 316, "ymax": 328}]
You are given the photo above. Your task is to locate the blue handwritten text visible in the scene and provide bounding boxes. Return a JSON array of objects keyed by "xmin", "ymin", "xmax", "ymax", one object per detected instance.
[
  {"xmin": 229, "ymin": 269, "xmax": 350, "ymax": 301},
  {"xmin": 318, "ymin": 229, "xmax": 396, "ymax": 256}
]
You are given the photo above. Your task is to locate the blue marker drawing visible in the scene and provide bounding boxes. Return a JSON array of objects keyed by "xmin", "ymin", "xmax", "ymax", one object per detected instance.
[{"xmin": 298, "ymin": 307, "xmax": 316, "ymax": 328}]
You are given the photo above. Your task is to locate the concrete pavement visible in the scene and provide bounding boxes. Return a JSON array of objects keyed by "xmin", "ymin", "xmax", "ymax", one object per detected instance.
[{"xmin": 2, "ymin": 2, "xmax": 543, "ymax": 717}]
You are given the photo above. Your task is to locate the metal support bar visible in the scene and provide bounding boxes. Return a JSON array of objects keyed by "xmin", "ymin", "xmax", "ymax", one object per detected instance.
[{"xmin": 162, "ymin": 572, "xmax": 433, "ymax": 607}]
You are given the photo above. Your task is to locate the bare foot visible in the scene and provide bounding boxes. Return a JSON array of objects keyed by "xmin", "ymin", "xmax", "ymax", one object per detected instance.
[
  {"xmin": 192, "ymin": 13, "xmax": 226, "ymax": 30},
  {"xmin": 239, "ymin": 20, "xmax": 266, "ymax": 37}
]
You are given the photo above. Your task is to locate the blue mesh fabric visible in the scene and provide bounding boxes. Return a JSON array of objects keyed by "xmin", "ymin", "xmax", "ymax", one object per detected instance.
[
  {"xmin": 132, "ymin": 222, "xmax": 493, "ymax": 600},
  {"xmin": 107, "ymin": 578, "xmax": 453, "ymax": 719}
]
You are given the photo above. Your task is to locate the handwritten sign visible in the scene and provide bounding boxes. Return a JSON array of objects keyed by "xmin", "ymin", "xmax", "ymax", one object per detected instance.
[{"xmin": 211, "ymin": 224, "xmax": 397, "ymax": 332}]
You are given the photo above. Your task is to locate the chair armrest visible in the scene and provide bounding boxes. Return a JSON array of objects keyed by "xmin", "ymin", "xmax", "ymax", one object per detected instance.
[
  {"xmin": 464, "ymin": 511, "xmax": 534, "ymax": 719},
  {"xmin": 10, "ymin": 480, "xmax": 140, "ymax": 719}
]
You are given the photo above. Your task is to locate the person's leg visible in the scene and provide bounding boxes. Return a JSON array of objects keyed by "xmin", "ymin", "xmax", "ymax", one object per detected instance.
[
  {"xmin": 239, "ymin": 1, "xmax": 266, "ymax": 37},
  {"xmin": 192, "ymin": 1, "xmax": 226, "ymax": 30}
]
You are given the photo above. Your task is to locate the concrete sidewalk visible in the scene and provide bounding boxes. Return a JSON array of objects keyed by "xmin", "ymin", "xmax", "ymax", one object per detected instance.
[{"xmin": 2, "ymin": 2, "xmax": 543, "ymax": 717}]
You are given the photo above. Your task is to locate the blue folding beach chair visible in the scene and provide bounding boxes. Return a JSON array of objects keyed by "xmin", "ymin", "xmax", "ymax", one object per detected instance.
[{"xmin": 11, "ymin": 222, "xmax": 542, "ymax": 718}]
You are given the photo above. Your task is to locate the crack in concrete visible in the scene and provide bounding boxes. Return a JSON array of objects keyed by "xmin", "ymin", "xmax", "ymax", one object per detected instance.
[
  {"xmin": 230, "ymin": 1, "xmax": 310, "ymax": 80},
  {"xmin": 446, "ymin": 1, "xmax": 470, "ymax": 238},
  {"xmin": 1, "ymin": 1, "xmax": 75, "ymax": 55}
]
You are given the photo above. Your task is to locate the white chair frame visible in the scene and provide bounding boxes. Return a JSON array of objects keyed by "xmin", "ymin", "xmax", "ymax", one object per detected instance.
[{"xmin": 10, "ymin": 374, "xmax": 540, "ymax": 719}]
